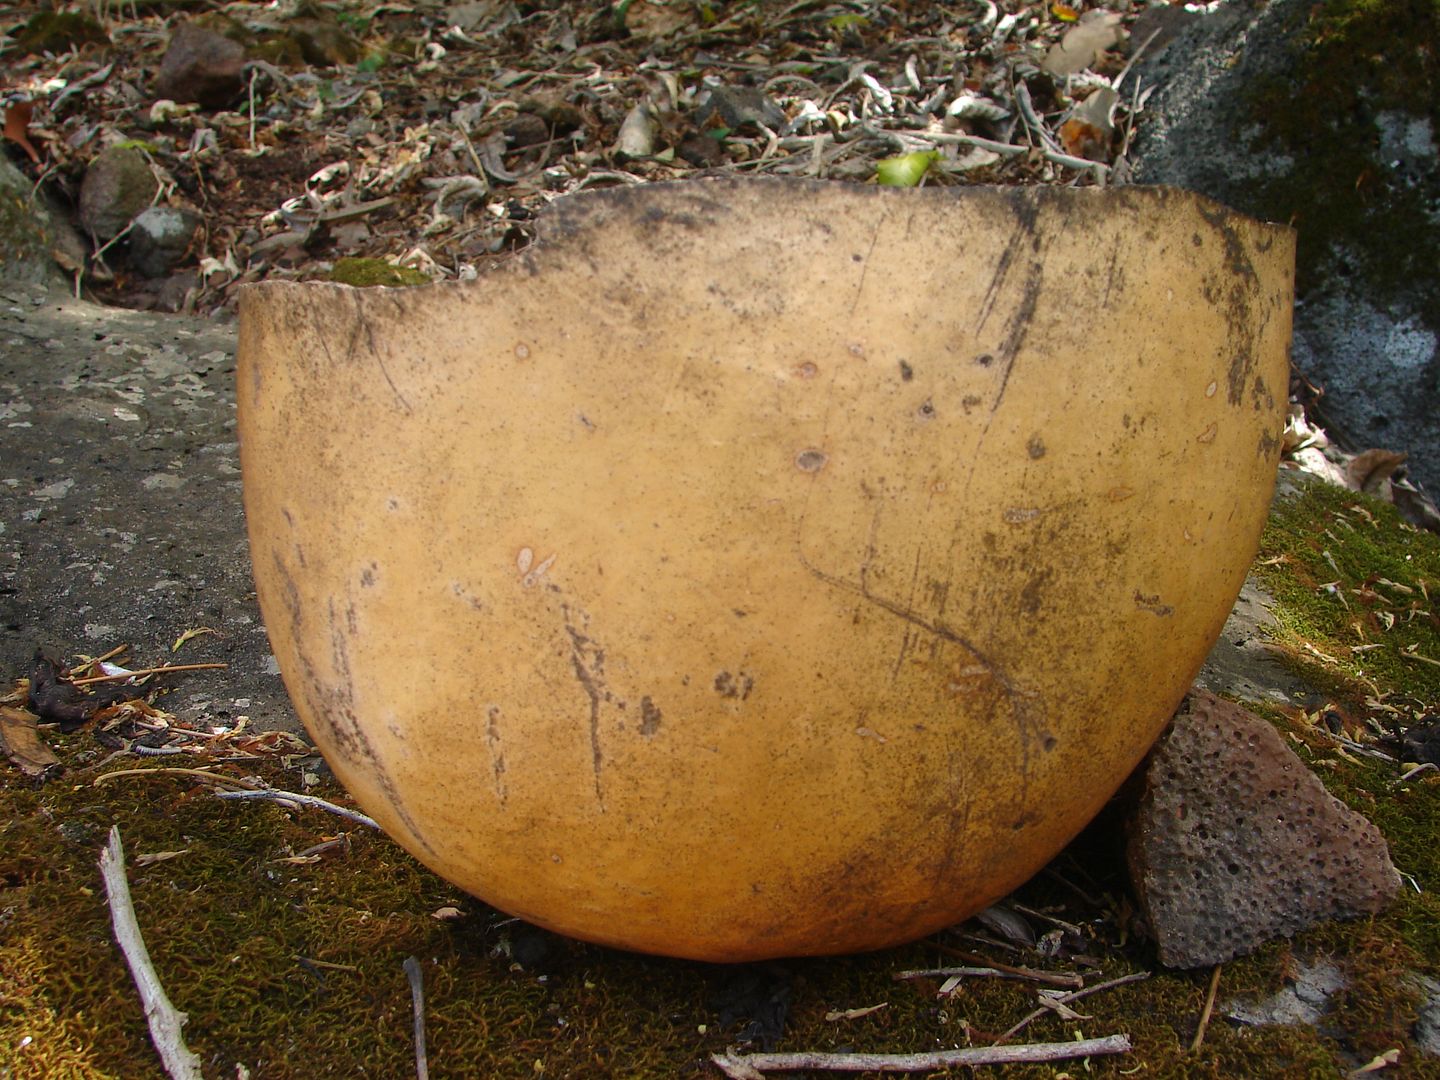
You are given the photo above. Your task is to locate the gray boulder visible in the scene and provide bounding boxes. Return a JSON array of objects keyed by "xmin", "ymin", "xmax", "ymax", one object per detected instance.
[
  {"xmin": 1131, "ymin": 0, "xmax": 1440, "ymax": 495},
  {"xmin": 79, "ymin": 145, "xmax": 160, "ymax": 242},
  {"xmin": 0, "ymin": 156, "xmax": 85, "ymax": 287}
]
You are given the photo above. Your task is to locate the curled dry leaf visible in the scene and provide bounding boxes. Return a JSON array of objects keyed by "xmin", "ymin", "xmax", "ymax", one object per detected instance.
[
  {"xmin": 1345, "ymin": 448, "xmax": 1408, "ymax": 494},
  {"xmin": 1060, "ymin": 86, "xmax": 1118, "ymax": 162},
  {"xmin": 976, "ymin": 904, "xmax": 1036, "ymax": 947},
  {"xmin": 172, "ymin": 626, "xmax": 218, "ymax": 652}
]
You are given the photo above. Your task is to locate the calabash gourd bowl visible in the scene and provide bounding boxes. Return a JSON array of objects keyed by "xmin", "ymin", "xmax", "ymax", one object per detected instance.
[{"xmin": 238, "ymin": 179, "xmax": 1294, "ymax": 961}]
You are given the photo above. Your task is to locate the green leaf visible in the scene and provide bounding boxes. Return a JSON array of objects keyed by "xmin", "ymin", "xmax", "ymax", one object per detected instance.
[
  {"xmin": 875, "ymin": 150, "xmax": 940, "ymax": 187},
  {"xmin": 828, "ymin": 14, "xmax": 870, "ymax": 32}
]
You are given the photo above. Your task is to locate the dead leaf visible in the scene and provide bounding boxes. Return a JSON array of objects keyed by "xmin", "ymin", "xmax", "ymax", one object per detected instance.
[
  {"xmin": 824, "ymin": 1002, "xmax": 888, "ymax": 1021},
  {"xmin": 621, "ymin": 0, "xmax": 692, "ymax": 38},
  {"xmin": 975, "ymin": 904, "xmax": 1035, "ymax": 947},
  {"xmin": 1349, "ymin": 1048, "xmax": 1401, "ymax": 1076},
  {"xmin": 135, "ymin": 849, "xmax": 190, "ymax": 866},
  {"xmin": 1043, "ymin": 12, "xmax": 1124, "ymax": 76},
  {"xmin": 0, "ymin": 705, "xmax": 61, "ymax": 778},
  {"xmin": 1345, "ymin": 448, "xmax": 1407, "ymax": 494},
  {"xmin": 3, "ymin": 100, "xmax": 41, "ymax": 165},
  {"xmin": 172, "ymin": 626, "xmax": 218, "ymax": 652},
  {"xmin": 1059, "ymin": 87, "xmax": 1118, "ymax": 162}
]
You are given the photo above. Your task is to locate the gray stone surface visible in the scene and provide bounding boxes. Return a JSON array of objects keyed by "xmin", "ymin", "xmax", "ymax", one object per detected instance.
[
  {"xmin": 0, "ymin": 282, "xmax": 293, "ymax": 731},
  {"xmin": 1127, "ymin": 690, "xmax": 1400, "ymax": 969},
  {"xmin": 1131, "ymin": 0, "xmax": 1440, "ymax": 496},
  {"xmin": 1415, "ymin": 976, "xmax": 1440, "ymax": 1057},
  {"xmin": 1226, "ymin": 957, "xmax": 1347, "ymax": 1028},
  {"xmin": 1196, "ymin": 577, "xmax": 1312, "ymax": 708}
]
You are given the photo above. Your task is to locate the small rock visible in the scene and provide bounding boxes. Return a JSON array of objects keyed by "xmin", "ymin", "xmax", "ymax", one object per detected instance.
[
  {"xmin": 696, "ymin": 85, "xmax": 786, "ymax": 133},
  {"xmin": 1127, "ymin": 690, "xmax": 1400, "ymax": 968},
  {"xmin": 677, "ymin": 133, "xmax": 727, "ymax": 168},
  {"xmin": 154, "ymin": 23, "xmax": 246, "ymax": 109},
  {"xmin": 129, "ymin": 207, "xmax": 202, "ymax": 278},
  {"xmin": 1397, "ymin": 716, "xmax": 1440, "ymax": 767},
  {"xmin": 79, "ymin": 146, "xmax": 160, "ymax": 242},
  {"xmin": 155, "ymin": 270, "xmax": 200, "ymax": 313},
  {"xmin": 1225, "ymin": 957, "xmax": 1347, "ymax": 1028}
]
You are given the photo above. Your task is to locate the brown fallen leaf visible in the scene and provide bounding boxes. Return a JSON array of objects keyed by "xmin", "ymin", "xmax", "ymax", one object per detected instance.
[
  {"xmin": 1059, "ymin": 87, "xmax": 1118, "ymax": 162},
  {"xmin": 0, "ymin": 705, "xmax": 60, "ymax": 777},
  {"xmin": 3, "ymin": 100, "xmax": 41, "ymax": 165}
]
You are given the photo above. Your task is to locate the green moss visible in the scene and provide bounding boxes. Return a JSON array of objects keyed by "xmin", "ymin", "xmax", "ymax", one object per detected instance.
[
  {"xmin": 1255, "ymin": 477, "xmax": 1440, "ymax": 706},
  {"xmin": 1242, "ymin": 0, "xmax": 1440, "ymax": 323},
  {"xmin": 14, "ymin": 12, "xmax": 110, "ymax": 56},
  {"xmin": 329, "ymin": 257, "xmax": 430, "ymax": 288}
]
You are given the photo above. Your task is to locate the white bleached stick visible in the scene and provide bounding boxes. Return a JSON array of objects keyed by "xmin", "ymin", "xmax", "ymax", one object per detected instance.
[{"xmin": 98, "ymin": 825, "xmax": 203, "ymax": 1080}]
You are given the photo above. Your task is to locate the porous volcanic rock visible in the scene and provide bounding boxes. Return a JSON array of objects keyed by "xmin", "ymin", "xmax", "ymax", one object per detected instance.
[{"xmin": 1127, "ymin": 690, "xmax": 1399, "ymax": 969}]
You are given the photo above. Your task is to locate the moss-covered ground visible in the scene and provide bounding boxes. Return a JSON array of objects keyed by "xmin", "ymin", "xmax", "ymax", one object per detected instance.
[{"xmin": 2, "ymin": 475, "xmax": 1438, "ymax": 1079}]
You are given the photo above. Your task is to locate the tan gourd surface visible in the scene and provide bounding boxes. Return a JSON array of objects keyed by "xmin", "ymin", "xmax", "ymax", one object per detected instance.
[{"xmin": 238, "ymin": 180, "xmax": 1294, "ymax": 961}]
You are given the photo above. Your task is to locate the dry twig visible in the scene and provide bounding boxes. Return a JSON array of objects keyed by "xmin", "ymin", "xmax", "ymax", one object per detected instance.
[
  {"xmin": 404, "ymin": 956, "xmax": 430, "ymax": 1080},
  {"xmin": 214, "ymin": 787, "xmax": 382, "ymax": 830},
  {"xmin": 930, "ymin": 944, "xmax": 1086, "ymax": 988},
  {"xmin": 894, "ymin": 964, "xmax": 1082, "ymax": 989},
  {"xmin": 711, "ymin": 1034, "xmax": 1131, "ymax": 1078},
  {"xmin": 98, "ymin": 826, "xmax": 204, "ymax": 1080},
  {"xmin": 71, "ymin": 662, "xmax": 229, "ymax": 686},
  {"xmin": 1190, "ymin": 964, "xmax": 1223, "ymax": 1052},
  {"xmin": 997, "ymin": 970, "xmax": 1151, "ymax": 1043},
  {"xmin": 94, "ymin": 766, "xmax": 262, "ymax": 790}
]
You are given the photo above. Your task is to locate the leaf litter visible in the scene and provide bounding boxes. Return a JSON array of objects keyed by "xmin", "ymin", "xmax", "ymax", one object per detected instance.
[{"xmin": 3, "ymin": 0, "xmax": 1171, "ymax": 314}]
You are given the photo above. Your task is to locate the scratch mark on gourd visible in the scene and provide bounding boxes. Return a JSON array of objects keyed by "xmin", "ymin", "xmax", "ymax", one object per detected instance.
[
  {"xmin": 848, "ymin": 215, "xmax": 886, "ymax": 316},
  {"xmin": 486, "ymin": 705, "xmax": 508, "ymax": 804},
  {"xmin": 795, "ymin": 545, "xmax": 1052, "ymax": 804},
  {"xmin": 564, "ymin": 607, "xmax": 607, "ymax": 807}
]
